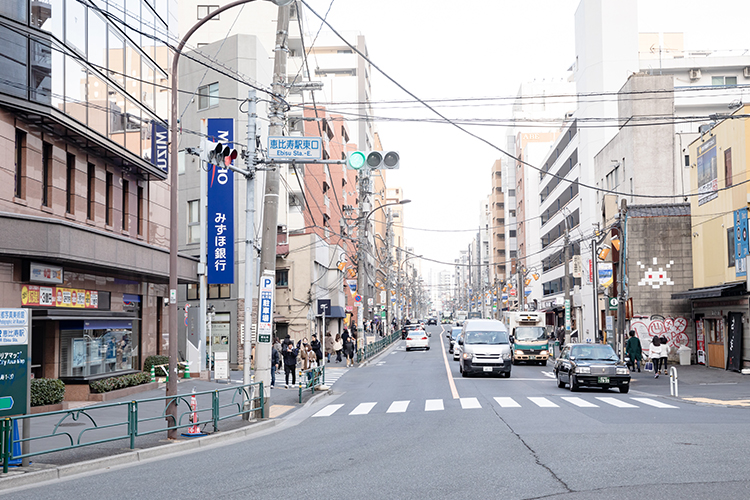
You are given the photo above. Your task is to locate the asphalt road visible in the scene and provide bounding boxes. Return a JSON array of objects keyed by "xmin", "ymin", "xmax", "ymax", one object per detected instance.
[{"xmin": 6, "ymin": 324, "xmax": 750, "ymax": 499}]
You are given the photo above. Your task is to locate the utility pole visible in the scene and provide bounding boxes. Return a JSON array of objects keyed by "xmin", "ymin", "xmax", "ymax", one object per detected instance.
[
  {"xmin": 616, "ymin": 199, "xmax": 628, "ymax": 360},
  {"xmin": 356, "ymin": 165, "xmax": 371, "ymax": 345},
  {"xmin": 242, "ymin": 89, "xmax": 257, "ymax": 417},
  {"xmin": 257, "ymin": 4, "xmax": 290, "ymax": 404},
  {"xmin": 563, "ymin": 214, "xmax": 571, "ymax": 343},
  {"xmin": 385, "ymin": 209, "xmax": 394, "ymax": 331}
]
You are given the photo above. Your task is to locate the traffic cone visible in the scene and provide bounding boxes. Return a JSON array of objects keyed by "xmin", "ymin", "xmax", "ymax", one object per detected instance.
[
  {"xmin": 182, "ymin": 362, "xmax": 191, "ymax": 379},
  {"xmin": 150, "ymin": 365, "xmax": 155, "ymax": 382},
  {"xmin": 181, "ymin": 390, "xmax": 205, "ymax": 437}
]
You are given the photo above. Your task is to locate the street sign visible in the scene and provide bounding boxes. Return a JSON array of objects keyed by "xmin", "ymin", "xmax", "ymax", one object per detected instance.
[
  {"xmin": 564, "ymin": 300, "xmax": 571, "ymax": 332},
  {"xmin": 354, "ymin": 295, "xmax": 362, "ymax": 302},
  {"xmin": 268, "ymin": 136, "xmax": 322, "ymax": 160},
  {"xmin": 257, "ymin": 272, "xmax": 274, "ymax": 343},
  {"xmin": 608, "ymin": 297, "xmax": 618, "ymax": 311},
  {"xmin": 0, "ymin": 308, "xmax": 29, "ymax": 417}
]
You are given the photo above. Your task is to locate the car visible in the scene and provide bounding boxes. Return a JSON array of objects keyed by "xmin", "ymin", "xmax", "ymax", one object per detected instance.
[
  {"xmin": 458, "ymin": 319, "xmax": 512, "ymax": 378},
  {"xmin": 427, "ymin": 318, "xmax": 438, "ymax": 326},
  {"xmin": 453, "ymin": 332, "xmax": 463, "ymax": 360},
  {"xmin": 448, "ymin": 327, "xmax": 462, "ymax": 354},
  {"xmin": 405, "ymin": 328, "xmax": 430, "ymax": 351},
  {"xmin": 401, "ymin": 324, "xmax": 419, "ymax": 339},
  {"xmin": 554, "ymin": 343, "xmax": 631, "ymax": 393}
]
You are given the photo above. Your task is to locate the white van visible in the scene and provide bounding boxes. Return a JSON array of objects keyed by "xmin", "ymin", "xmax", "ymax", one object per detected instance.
[{"xmin": 458, "ymin": 319, "xmax": 512, "ymax": 378}]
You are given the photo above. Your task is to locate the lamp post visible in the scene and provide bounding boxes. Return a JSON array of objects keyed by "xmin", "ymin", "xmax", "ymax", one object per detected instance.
[
  {"xmin": 167, "ymin": 0, "xmax": 292, "ymax": 439},
  {"xmin": 357, "ymin": 199, "xmax": 410, "ymax": 344}
]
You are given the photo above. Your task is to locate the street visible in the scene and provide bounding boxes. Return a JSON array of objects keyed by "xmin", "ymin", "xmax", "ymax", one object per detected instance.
[{"xmin": 5, "ymin": 324, "xmax": 750, "ymax": 499}]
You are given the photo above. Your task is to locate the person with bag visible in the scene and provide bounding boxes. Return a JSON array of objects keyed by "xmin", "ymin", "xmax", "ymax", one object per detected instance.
[
  {"xmin": 325, "ymin": 333, "xmax": 333, "ymax": 363},
  {"xmin": 281, "ymin": 342, "xmax": 299, "ymax": 388},
  {"xmin": 649, "ymin": 336, "xmax": 662, "ymax": 378},
  {"xmin": 625, "ymin": 330, "xmax": 642, "ymax": 372},
  {"xmin": 343, "ymin": 334, "xmax": 355, "ymax": 367},
  {"xmin": 659, "ymin": 335, "xmax": 670, "ymax": 375},
  {"xmin": 270, "ymin": 342, "xmax": 281, "ymax": 388},
  {"xmin": 333, "ymin": 334, "xmax": 343, "ymax": 363},
  {"xmin": 311, "ymin": 334, "xmax": 323, "ymax": 365}
]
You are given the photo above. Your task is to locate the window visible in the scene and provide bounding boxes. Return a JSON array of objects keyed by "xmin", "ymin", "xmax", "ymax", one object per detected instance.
[
  {"xmin": 66, "ymin": 153, "xmax": 75, "ymax": 214},
  {"xmin": 711, "ymin": 76, "xmax": 737, "ymax": 86},
  {"xmin": 186, "ymin": 283, "xmax": 230, "ymax": 299},
  {"xmin": 42, "ymin": 142, "xmax": 52, "ymax": 207},
  {"xmin": 509, "ymin": 210, "xmax": 516, "ymax": 217},
  {"xmin": 14, "ymin": 129, "xmax": 26, "ymax": 199},
  {"xmin": 105, "ymin": 171, "xmax": 113, "ymax": 226},
  {"xmin": 725, "ymin": 148, "xmax": 733, "ymax": 188},
  {"xmin": 188, "ymin": 200, "xmax": 200, "ymax": 243},
  {"xmin": 728, "ymin": 227, "xmax": 735, "ymax": 267},
  {"xmin": 87, "ymin": 163, "xmax": 95, "ymax": 220},
  {"xmin": 508, "ymin": 189, "xmax": 515, "ymax": 197},
  {"xmin": 509, "ymin": 230, "xmax": 517, "ymax": 238},
  {"xmin": 198, "ymin": 82, "xmax": 218, "ymax": 110},
  {"xmin": 606, "ymin": 165, "xmax": 620, "ymax": 190},
  {"xmin": 197, "ymin": 5, "xmax": 220, "ymax": 20},
  {"xmin": 122, "ymin": 179, "xmax": 129, "ymax": 232},
  {"xmin": 137, "ymin": 185, "xmax": 144, "ymax": 236},
  {"xmin": 276, "ymin": 269, "xmax": 289, "ymax": 287}
]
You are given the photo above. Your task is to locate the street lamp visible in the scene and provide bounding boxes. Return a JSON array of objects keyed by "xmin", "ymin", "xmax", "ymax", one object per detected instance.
[
  {"xmin": 357, "ymin": 199, "xmax": 411, "ymax": 343},
  {"xmin": 167, "ymin": 0, "xmax": 291, "ymax": 439}
]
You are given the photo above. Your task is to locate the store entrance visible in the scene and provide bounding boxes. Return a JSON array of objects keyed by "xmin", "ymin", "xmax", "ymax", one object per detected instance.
[{"xmin": 705, "ymin": 318, "xmax": 725, "ymax": 369}]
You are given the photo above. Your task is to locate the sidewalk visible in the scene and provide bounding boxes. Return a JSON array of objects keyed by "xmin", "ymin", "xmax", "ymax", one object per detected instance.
[{"xmin": 629, "ymin": 362, "xmax": 750, "ymax": 404}]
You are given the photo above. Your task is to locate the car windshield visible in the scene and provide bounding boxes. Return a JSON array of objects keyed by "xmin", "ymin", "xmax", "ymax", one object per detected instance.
[
  {"xmin": 514, "ymin": 326, "xmax": 547, "ymax": 341},
  {"xmin": 464, "ymin": 331, "xmax": 509, "ymax": 345},
  {"xmin": 451, "ymin": 329, "xmax": 461, "ymax": 339},
  {"xmin": 570, "ymin": 345, "xmax": 618, "ymax": 360}
]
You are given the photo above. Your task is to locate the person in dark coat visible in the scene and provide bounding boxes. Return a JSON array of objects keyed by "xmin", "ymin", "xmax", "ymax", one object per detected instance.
[
  {"xmin": 281, "ymin": 342, "xmax": 299, "ymax": 388},
  {"xmin": 271, "ymin": 343, "xmax": 281, "ymax": 388},
  {"xmin": 310, "ymin": 334, "xmax": 323, "ymax": 365},
  {"xmin": 282, "ymin": 334, "xmax": 293, "ymax": 349},
  {"xmin": 343, "ymin": 334, "xmax": 355, "ymax": 367},
  {"xmin": 625, "ymin": 330, "xmax": 642, "ymax": 372}
]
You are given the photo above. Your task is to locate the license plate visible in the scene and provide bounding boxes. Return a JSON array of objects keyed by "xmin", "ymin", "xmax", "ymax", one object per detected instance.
[
  {"xmin": 483, "ymin": 367, "xmax": 492, "ymax": 372},
  {"xmin": 529, "ymin": 356, "xmax": 536, "ymax": 359},
  {"xmin": 598, "ymin": 376, "xmax": 610, "ymax": 384}
]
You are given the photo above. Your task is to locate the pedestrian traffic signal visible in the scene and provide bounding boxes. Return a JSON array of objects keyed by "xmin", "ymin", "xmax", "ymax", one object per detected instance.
[
  {"xmin": 207, "ymin": 142, "xmax": 238, "ymax": 167},
  {"xmin": 346, "ymin": 151, "xmax": 400, "ymax": 170}
]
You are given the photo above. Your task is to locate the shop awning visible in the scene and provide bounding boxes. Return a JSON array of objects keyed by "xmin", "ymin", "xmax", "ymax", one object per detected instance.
[
  {"xmin": 327, "ymin": 306, "xmax": 346, "ymax": 318},
  {"xmin": 671, "ymin": 282, "xmax": 747, "ymax": 300}
]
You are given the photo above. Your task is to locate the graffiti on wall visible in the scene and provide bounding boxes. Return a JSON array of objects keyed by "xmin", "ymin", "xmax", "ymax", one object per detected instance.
[
  {"xmin": 637, "ymin": 258, "xmax": 674, "ymax": 288},
  {"xmin": 630, "ymin": 315, "xmax": 689, "ymax": 349}
]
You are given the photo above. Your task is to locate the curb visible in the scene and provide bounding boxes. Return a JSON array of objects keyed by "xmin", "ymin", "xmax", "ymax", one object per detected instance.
[
  {"xmin": 358, "ymin": 339, "xmax": 400, "ymax": 368},
  {"xmin": 0, "ymin": 419, "xmax": 278, "ymax": 492}
]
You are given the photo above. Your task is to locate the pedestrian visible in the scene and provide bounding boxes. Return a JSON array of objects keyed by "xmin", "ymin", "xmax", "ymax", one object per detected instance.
[
  {"xmin": 659, "ymin": 335, "xmax": 670, "ymax": 375},
  {"xmin": 325, "ymin": 333, "xmax": 333, "ymax": 363},
  {"xmin": 342, "ymin": 328, "xmax": 350, "ymax": 344},
  {"xmin": 649, "ymin": 336, "xmax": 662, "ymax": 378},
  {"xmin": 282, "ymin": 334, "xmax": 293, "ymax": 349},
  {"xmin": 625, "ymin": 330, "xmax": 642, "ymax": 373},
  {"xmin": 300, "ymin": 343, "xmax": 311, "ymax": 370},
  {"xmin": 311, "ymin": 334, "xmax": 323, "ymax": 365},
  {"xmin": 282, "ymin": 342, "xmax": 299, "ymax": 388},
  {"xmin": 343, "ymin": 334, "xmax": 355, "ymax": 367},
  {"xmin": 333, "ymin": 334, "xmax": 343, "ymax": 363},
  {"xmin": 270, "ymin": 342, "xmax": 281, "ymax": 388}
]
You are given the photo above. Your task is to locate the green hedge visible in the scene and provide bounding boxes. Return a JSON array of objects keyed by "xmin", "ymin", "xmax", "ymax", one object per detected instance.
[
  {"xmin": 143, "ymin": 355, "xmax": 169, "ymax": 374},
  {"xmin": 89, "ymin": 372, "xmax": 152, "ymax": 394},
  {"xmin": 31, "ymin": 378, "xmax": 66, "ymax": 407}
]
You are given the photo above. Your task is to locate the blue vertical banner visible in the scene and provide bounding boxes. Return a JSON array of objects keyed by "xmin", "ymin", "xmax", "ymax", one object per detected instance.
[
  {"xmin": 734, "ymin": 208, "xmax": 748, "ymax": 277},
  {"xmin": 150, "ymin": 121, "xmax": 169, "ymax": 174},
  {"xmin": 207, "ymin": 118, "xmax": 235, "ymax": 284}
]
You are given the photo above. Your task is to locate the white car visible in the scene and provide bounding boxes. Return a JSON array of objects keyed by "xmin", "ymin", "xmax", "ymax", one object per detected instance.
[
  {"xmin": 405, "ymin": 329, "xmax": 430, "ymax": 351},
  {"xmin": 453, "ymin": 333, "xmax": 463, "ymax": 360}
]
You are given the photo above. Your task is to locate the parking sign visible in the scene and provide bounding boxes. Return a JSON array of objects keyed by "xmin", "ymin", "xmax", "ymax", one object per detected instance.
[{"xmin": 257, "ymin": 272, "xmax": 274, "ymax": 343}]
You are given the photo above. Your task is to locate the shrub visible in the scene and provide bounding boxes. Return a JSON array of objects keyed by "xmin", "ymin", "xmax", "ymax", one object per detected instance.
[
  {"xmin": 30, "ymin": 378, "xmax": 66, "ymax": 407},
  {"xmin": 143, "ymin": 355, "xmax": 169, "ymax": 374},
  {"xmin": 89, "ymin": 372, "xmax": 152, "ymax": 394}
]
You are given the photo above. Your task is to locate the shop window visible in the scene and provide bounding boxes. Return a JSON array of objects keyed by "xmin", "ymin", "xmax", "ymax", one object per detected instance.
[{"xmin": 59, "ymin": 320, "xmax": 139, "ymax": 377}]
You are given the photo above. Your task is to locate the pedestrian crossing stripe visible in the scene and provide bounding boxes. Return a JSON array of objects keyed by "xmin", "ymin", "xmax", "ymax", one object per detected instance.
[
  {"xmin": 322, "ymin": 368, "xmax": 348, "ymax": 387},
  {"xmin": 312, "ymin": 396, "xmax": 679, "ymax": 416}
]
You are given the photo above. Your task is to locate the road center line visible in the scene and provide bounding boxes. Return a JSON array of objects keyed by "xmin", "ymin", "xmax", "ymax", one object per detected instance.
[{"xmin": 438, "ymin": 326, "xmax": 460, "ymax": 399}]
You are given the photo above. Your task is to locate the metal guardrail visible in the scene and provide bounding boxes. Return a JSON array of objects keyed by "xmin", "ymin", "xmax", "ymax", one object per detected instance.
[
  {"xmin": 0, "ymin": 381, "xmax": 264, "ymax": 473},
  {"xmin": 298, "ymin": 366, "xmax": 325, "ymax": 404},
  {"xmin": 357, "ymin": 331, "xmax": 400, "ymax": 363}
]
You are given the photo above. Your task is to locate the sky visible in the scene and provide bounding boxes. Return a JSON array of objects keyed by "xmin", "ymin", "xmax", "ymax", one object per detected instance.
[{"xmin": 299, "ymin": 0, "xmax": 750, "ymax": 279}]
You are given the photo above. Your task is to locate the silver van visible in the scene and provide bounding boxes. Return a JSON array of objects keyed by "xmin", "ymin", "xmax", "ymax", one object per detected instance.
[{"xmin": 458, "ymin": 319, "xmax": 512, "ymax": 377}]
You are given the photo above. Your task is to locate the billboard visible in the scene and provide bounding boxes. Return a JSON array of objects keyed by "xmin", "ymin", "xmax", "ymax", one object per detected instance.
[
  {"xmin": 697, "ymin": 136, "xmax": 717, "ymax": 206},
  {"xmin": 207, "ymin": 118, "xmax": 235, "ymax": 284}
]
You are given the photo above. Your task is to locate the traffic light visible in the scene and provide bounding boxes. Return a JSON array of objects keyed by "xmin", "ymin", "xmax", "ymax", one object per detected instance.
[
  {"xmin": 207, "ymin": 142, "xmax": 238, "ymax": 167},
  {"xmin": 346, "ymin": 151, "xmax": 400, "ymax": 170}
]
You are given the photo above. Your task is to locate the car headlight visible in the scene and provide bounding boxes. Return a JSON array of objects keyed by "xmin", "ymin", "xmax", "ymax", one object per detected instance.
[
  {"xmin": 515, "ymin": 350, "xmax": 524, "ymax": 355},
  {"xmin": 576, "ymin": 366, "xmax": 591, "ymax": 374},
  {"xmin": 501, "ymin": 352, "xmax": 511, "ymax": 360},
  {"xmin": 616, "ymin": 367, "xmax": 630, "ymax": 375},
  {"xmin": 539, "ymin": 350, "xmax": 548, "ymax": 356},
  {"xmin": 462, "ymin": 352, "xmax": 472, "ymax": 360}
]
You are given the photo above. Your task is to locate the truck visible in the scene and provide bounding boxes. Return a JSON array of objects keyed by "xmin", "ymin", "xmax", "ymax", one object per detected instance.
[
  {"xmin": 504, "ymin": 311, "xmax": 550, "ymax": 365},
  {"xmin": 455, "ymin": 310, "xmax": 468, "ymax": 326}
]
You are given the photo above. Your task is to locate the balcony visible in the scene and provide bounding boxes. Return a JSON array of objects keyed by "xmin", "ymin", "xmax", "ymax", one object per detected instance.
[{"xmin": 276, "ymin": 228, "xmax": 289, "ymax": 256}]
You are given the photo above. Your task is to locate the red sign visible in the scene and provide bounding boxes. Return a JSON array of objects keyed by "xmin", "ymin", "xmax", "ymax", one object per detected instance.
[{"xmin": 21, "ymin": 285, "xmax": 99, "ymax": 309}]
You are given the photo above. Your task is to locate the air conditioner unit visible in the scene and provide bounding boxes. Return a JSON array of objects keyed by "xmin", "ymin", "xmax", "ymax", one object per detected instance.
[
  {"xmin": 688, "ymin": 69, "xmax": 701, "ymax": 80},
  {"xmin": 744, "ymin": 67, "xmax": 750, "ymax": 78}
]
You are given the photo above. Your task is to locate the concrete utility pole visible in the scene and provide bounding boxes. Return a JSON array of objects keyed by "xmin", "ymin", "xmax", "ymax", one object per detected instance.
[
  {"xmin": 257, "ymin": 3, "xmax": 290, "ymax": 404},
  {"xmin": 616, "ymin": 199, "xmax": 628, "ymax": 360},
  {"xmin": 563, "ymin": 214, "xmax": 571, "ymax": 343},
  {"xmin": 356, "ymin": 166, "xmax": 371, "ymax": 345},
  {"xmin": 243, "ymin": 89, "xmax": 258, "ymax": 417},
  {"xmin": 385, "ymin": 209, "xmax": 394, "ymax": 331}
]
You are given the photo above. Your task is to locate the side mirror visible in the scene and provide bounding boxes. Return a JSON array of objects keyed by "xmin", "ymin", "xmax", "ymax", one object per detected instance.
[
  {"xmin": 509, "ymin": 336, "xmax": 514, "ymax": 343},
  {"xmin": 457, "ymin": 338, "xmax": 463, "ymax": 346}
]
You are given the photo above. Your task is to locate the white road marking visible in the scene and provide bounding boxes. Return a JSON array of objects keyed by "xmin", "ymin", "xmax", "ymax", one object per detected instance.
[
  {"xmin": 387, "ymin": 400, "xmax": 410, "ymax": 413},
  {"xmin": 312, "ymin": 404, "xmax": 344, "ymax": 417},
  {"xmin": 494, "ymin": 397, "xmax": 521, "ymax": 408},
  {"xmin": 425, "ymin": 399, "xmax": 444, "ymax": 411},
  {"xmin": 528, "ymin": 397, "xmax": 559, "ymax": 408},
  {"xmin": 541, "ymin": 371, "xmax": 556, "ymax": 378},
  {"xmin": 597, "ymin": 397, "xmax": 638, "ymax": 408},
  {"xmin": 631, "ymin": 397, "xmax": 679, "ymax": 408},
  {"xmin": 561, "ymin": 397, "xmax": 599, "ymax": 408},
  {"xmin": 460, "ymin": 397, "xmax": 482, "ymax": 409},
  {"xmin": 349, "ymin": 402, "xmax": 377, "ymax": 415}
]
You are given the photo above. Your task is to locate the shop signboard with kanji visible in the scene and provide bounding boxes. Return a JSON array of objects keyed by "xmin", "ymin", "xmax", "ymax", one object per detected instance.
[
  {"xmin": 207, "ymin": 118, "xmax": 235, "ymax": 284},
  {"xmin": 0, "ymin": 309, "xmax": 29, "ymax": 417}
]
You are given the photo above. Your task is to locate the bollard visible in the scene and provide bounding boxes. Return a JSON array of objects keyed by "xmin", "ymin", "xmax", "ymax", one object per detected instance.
[
  {"xmin": 669, "ymin": 366, "xmax": 678, "ymax": 397},
  {"xmin": 150, "ymin": 365, "xmax": 156, "ymax": 382}
]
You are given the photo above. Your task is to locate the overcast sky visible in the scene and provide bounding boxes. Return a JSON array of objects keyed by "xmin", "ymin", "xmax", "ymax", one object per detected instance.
[{"xmin": 300, "ymin": 0, "xmax": 750, "ymax": 278}]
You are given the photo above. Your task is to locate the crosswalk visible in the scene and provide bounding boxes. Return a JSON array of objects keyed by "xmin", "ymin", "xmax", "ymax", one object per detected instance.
[
  {"xmin": 312, "ymin": 395, "xmax": 678, "ymax": 417},
  {"xmin": 323, "ymin": 367, "xmax": 348, "ymax": 387}
]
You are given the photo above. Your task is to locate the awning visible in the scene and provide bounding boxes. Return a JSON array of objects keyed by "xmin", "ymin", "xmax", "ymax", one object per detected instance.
[
  {"xmin": 327, "ymin": 306, "xmax": 346, "ymax": 318},
  {"xmin": 671, "ymin": 282, "xmax": 747, "ymax": 300}
]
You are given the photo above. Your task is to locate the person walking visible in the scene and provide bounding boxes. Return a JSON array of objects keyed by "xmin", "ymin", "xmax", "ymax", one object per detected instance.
[
  {"xmin": 625, "ymin": 330, "xmax": 642, "ymax": 372},
  {"xmin": 325, "ymin": 333, "xmax": 333, "ymax": 363},
  {"xmin": 311, "ymin": 334, "xmax": 323, "ymax": 366},
  {"xmin": 659, "ymin": 335, "xmax": 670, "ymax": 375},
  {"xmin": 270, "ymin": 342, "xmax": 281, "ymax": 388},
  {"xmin": 649, "ymin": 336, "xmax": 662, "ymax": 378},
  {"xmin": 281, "ymin": 342, "xmax": 299, "ymax": 388},
  {"xmin": 343, "ymin": 334, "xmax": 355, "ymax": 367},
  {"xmin": 333, "ymin": 334, "xmax": 343, "ymax": 363}
]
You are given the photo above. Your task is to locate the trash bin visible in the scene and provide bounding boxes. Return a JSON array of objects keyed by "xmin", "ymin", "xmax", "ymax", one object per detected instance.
[{"xmin": 678, "ymin": 345, "xmax": 691, "ymax": 366}]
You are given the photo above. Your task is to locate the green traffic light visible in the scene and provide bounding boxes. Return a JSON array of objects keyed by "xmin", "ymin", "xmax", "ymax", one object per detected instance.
[{"xmin": 348, "ymin": 151, "xmax": 366, "ymax": 170}]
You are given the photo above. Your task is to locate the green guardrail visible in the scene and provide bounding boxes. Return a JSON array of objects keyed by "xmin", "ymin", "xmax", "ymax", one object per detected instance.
[
  {"xmin": 0, "ymin": 381, "xmax": 263, "ymax": 473},
  {"xmin": 356, "ymin": 331, "xmax": 400, "ymax": 363},
  {"xmin": 298, "ymin": 366, "xmax": 325, "ymax": 404}
]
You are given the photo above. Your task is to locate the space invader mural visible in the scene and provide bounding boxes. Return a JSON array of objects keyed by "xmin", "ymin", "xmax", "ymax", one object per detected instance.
[{"xmin": 637, "ymin": 258, "xmax": 674, "ymax": 289}]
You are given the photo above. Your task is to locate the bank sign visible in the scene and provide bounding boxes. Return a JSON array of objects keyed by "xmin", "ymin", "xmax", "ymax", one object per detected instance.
[
  {"xmin": 207, "ymin": 118, "xmax": 235, "ymax": 284},
  {"xmin": 151, "ymin": 121, "xmax": 169, "ymax": 174}
]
